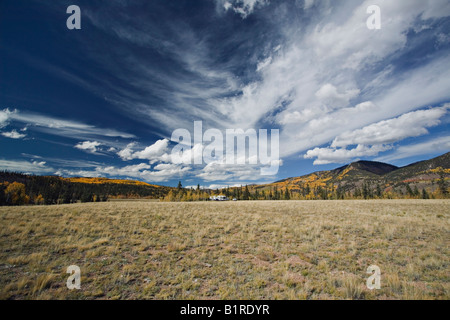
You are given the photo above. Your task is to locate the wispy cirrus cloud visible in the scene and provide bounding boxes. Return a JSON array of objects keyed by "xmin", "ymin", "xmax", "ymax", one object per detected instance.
[
  {"xmin": 0, "ymin": 108, "xmax": 135, "ymax": 152},
  {"xmin": 0, "ymin": 159, "xmax": 52, "ymax": 174},
  {"xmin": 6, "ymin": 109, "xmax": 135, "ymax": 139}
]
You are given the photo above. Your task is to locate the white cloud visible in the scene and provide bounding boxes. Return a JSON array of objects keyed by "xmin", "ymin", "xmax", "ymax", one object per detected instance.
[
  {"xmin": 1, "ymin": 130, "xmax": 26, "ymax": 139},
  {"xmin": 221, "ymin": 0, "xmax": 269, "ymax": 18},
  {"xmin": 132, "ymin": 139, "xmax": 170, "ymax": 160},
  {"xmin": 305, "ymin": 145, "xmax": 393, "ymax": 165},
  {"xmin": 75, "ymin": 141, "xmax": 102, "ymax": 154},
  {"xmin": 7, "ymin": 109, "xmax": 135, "ymax": 140},
  {"xmin": 196, "ymin": 161, "xmax": 275, "ymax": 182},
  {"xmin": 211, "ymin": 0, "xmax": 450, "ymax": 160},
  {"xmin": 0, "ymin": 109, "xmax": 11, "ymax": 128},
  {"xmin": 256, "ymin": 57, "xmax": 272, "ymax": 72},
  {"xmin": 304, "ymin": 105, "xmax": 449, "ymax": 165},
  {"xmin": 0, "ymin": 159, "xmax": 53, "ymax": 174},
  {"xmin": 117, "ymin": 142, "xmax": 136, "ymax": 161},
  {"xmin": 332, "ymin": 106, "xmax": 449, "ymax": 148},
  {"xmin": 315, "ymin": 84, "xmax": 360, "ymax": 110},
  {"xmin": 57, "ymin": 162, "xmax": 190, "ymax": 183},
  {"xmin": 117, "ymin": 139, "xmax": 172, "ymax": 163},
  {"xmin": 32, "ymin": 161, "xmax": 47, "ymax": 168},
  {"xmin": 376, "ymin": 136, "xmax": 450, "ymax": 163}
]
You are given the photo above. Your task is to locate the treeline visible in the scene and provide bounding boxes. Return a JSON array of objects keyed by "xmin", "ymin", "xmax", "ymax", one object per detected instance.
[
  {"xmin": 164, "ymin": 175, "xmax": 449, "ymax": 202},
  {"xmin": 1, "ymin": 171, "xmax": 448, "ymax": 205},
  {"xmin": 0, "ymin": 171, "xmax": 171, "ymax": 206}
]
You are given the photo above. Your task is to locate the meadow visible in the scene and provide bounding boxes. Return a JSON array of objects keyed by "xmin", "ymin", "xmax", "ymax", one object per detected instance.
[{"xmin": 0, "ymin": 200, "xmax": 448, "ymax": 300}]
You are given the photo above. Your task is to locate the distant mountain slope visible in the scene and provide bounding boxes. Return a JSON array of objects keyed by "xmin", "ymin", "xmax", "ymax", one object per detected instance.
[
  {"xmin": 384, "ymin": 152, "xmax": 450, "ymax": 182},
  {"xmin": 253, "ymin": 152, "xmax": 450, "ymax": 198}
]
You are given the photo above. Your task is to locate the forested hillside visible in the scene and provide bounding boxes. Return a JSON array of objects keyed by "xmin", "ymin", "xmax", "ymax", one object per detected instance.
[{"xmin": 0, "ymin": 172, "xmax": 173, "ymax": 205}]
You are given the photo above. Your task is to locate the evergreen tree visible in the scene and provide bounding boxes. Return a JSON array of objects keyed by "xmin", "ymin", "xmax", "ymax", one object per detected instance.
[
  {"xmin": 406, "ymin": 184, "xmax": 414, "ymax": 198},
  {"xmin": 284, "ymin": 188, "xmax": 290, "ymax": 200},
  {"xmin": 413, "ymin": 185, "xmax": 420, "ymax": 198},
  {"xmin": 437, "ymin": 173, "xmax": 448, "ymax": 196},
  {"xmin": 243, "ymin": 185, "xmax": 250, "ymax": 200},
  {"xmin": 81, "ymin": 192, "xmax": 93, "ymax": 203},
  {"xmin": 362, "ymin": 183, "xmax": 370, "ymax": 199},
  {"xmin": 421, "ymin": 188, "xmax": 429, "ymax": 199},
  {"xmin": 354, "ymin": 187, "xmax": 361, "ymax": 198},
  {"xmin": 376, "ymin": 184, "xmax": 383, "ymax": 198},
  {"xmin": 0, "ymin": 184, "xmax": 6, "ymax": 206}
]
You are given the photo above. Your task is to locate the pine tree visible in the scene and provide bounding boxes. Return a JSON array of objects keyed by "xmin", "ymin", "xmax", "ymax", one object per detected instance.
[
  {"xmin": 437, "ymin": 173, "xmax": 448, "ymax": 197},
  {"xmin": 413, "ymin": 185, "xmax": 420, "ymax": 198},
  {"xmin": 421, "ymin": 188, "xmax": 429, "ymax": 199},
  {"xmin": 362, "ymin": 183, "xmax": 370, "ymax": 199},
  {"xmin": 0, "ymin": 184, "xmax": 6, "ymax": 206},
  {"xmin": 376, "ymin": 184, "xmax": 382, "ymax": 198},
  {"xmin": 284, "ymin": 188, "xmax": 290, "ymax": 200},
  {"xmin": 81, "ymin": 191, "xmax": 93, "ymax": 203},
  {"xmin": 406, "ymin": 184, "xmax": 414, "ymax": 198},
  {"xmin": 243, "ymin": 185, "xmax": 250, "ymax": 200}
]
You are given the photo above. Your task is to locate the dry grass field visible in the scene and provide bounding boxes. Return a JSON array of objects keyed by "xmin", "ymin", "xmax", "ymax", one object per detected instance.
[{"xmin": 0, "ymin": 200, "xmax": 448, "ymax": 300}]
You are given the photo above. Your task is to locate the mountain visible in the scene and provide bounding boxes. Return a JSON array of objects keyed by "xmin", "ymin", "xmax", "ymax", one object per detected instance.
[
  {"xmin": 251, "ymin": 152, "xmax": 450, "ymax": 199},
  {"xmin": 384, "ymin": 152, "xmax": 450, "ymax": 181}
]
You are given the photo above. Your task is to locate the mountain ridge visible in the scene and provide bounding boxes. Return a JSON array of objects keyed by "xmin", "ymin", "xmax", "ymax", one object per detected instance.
[
  {"xmin": 253, "ymin": 152, "xmax": 450, "ymax": 199},
  {"xmin": 275, "ymin": 153, "xmax": 448, "ymax": 183}
]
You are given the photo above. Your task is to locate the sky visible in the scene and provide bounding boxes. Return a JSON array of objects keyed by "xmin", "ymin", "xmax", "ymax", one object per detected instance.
[{"xmin": 0, "ymin": 0, "xmax": 449, "ymax": 188}]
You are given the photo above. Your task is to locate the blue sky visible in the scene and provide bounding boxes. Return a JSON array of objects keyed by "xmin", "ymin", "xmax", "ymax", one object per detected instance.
[{"xmin": 1, "ymin": 0, "xmax": 449, "ymax": 188}]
